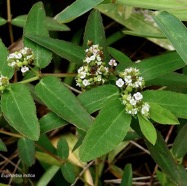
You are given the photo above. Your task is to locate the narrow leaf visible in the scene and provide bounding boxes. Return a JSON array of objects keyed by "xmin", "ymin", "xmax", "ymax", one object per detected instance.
[
  {"xmin": 0, "ymin": 17, "xmax": 7, "ymax": 26},
  {"xmin": 55, "ymin": 0, "xmax": 104, "ymax": 23},
  {"xmin": 120, "ymin": 164, "xmax": 132, "ymax": 186},
  {"xmin": 149, "ymin": 103, "xmax": 179, "ymax": 125},
  {"xmin": 80, "ymin": 97, "xmax": 131, "ymax": 161},
  {"xmin": 57, "ymin": 137, "xmax": 69, "ymax": 160},
  {"xmin": 172, "ymin": 124, "xmax": 187, "ymax": 158},
  {"xmin": 78, "ymin": 85, "xmax": 119, "ymax": 114},
  {"xmin": 26, "ymin": 34, "xmax": 84, "ymax": 66},
  {"xmin": 154, "ymin": 11, "xmax": 187, "ymax": 64},
  {"xmin": 35, "ymin": 151, "xmax": 61, "ymax": 166},
  {"xmin": 36, "ymin": 165, "xmax": 60, "ymax": 186},
  {"xmin": 135, "ymin": 52, "xmax": 185, "ymax": 81},
  {"xmin": 83, "ymin": 10, "xmax": 108, "ymax": 59},
  {"xmin": 23, "ymin": 2, "xmax": 52, "ymax": 68},
  {"xmin": 40, "ymin": 112, "xmax": 67, "ymax": 134},
  {"xmin": 12, "ymin": 15, "xmax": 70, "ymax": 31},
  {"xmin": 146, "ymin": 131, "xmax": 185, "ymax": 184},
  {"xmin": 0, "ymin": 139, "xmax": 7, "ymax": 152},
  {"xmin": 0, "ymin": 39, "xmax": 14, "ymax": 78},
  {"xmin": 61, "ymin": 162, "xmax": 75, "ymax": 183},
  {"xmin": 35, "ymin": 76, "xmax": 93, "ymax": 131},
  {"xmin": 96, "ymin": 4, "xmax": 173, "ymax": 49},
  {"xmin": 138, "ymin": 114, "xmax": 157, "ymax": 145},
  {"xmin": 147, "ymin": 72, "xmax": 187, "ymax": 88},
  {"xmin": 18, "ymin": 138, "xmax": 35, "ymax": 166},
  {"xmin": 143, "ymin": 90, "xmax": 187, "ymax": 119},
  {"xmin": 1, "ymin": 84, "xmax": 40, "ymax": 141},
  {"xmin": 116, "ymin": 0, "xmax": 186, "ymax": 11}
]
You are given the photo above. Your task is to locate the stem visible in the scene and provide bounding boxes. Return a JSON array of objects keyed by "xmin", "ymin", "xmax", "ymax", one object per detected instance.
[
  {"xmin": 0, "ymin": 129, "xmax": 22, "ymax": 138},
  {"xmin": 7, "ymin": 0, "xmax": 14, "ymax": 43},
  {"xmin": 41, "ymin": 73, "xmax": 77, "ymax": 78},
  {"xmin": 35, "ymin": 143, "xmax": 65, "ymax": 164},
  {"xmin": 95, "ymin": 160, "xmax": 99, "ymax": 186},
  {"xmin": 19, "ymin": 76, "xmax": 40, "ymax": 84}
]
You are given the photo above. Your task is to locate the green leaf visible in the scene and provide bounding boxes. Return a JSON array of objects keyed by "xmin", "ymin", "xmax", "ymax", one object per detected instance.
[
  {"xmin": 147, "ymin": 72, "xmax": 187, "ymax": 88},
  {"xmin": 143, "ymin": 90, "xmax": 187, "ymax": 119},
  {"xmin": 61, "ymin": 162, "xmax": 75, "ymax": 183},
  {"xmin": 23, "ymin": 2, "xmax": 52, "ymax": 69},
  {"xmin": 18, "ymin": 138, "xmax": 35, "ymax": 166},
  {"xmin": 46, "ymin": 17, "xmax": 70, "ymax": 31},
  {"xmin": 138, "ymin": 114, "xmax": 157, "ymax": 145},
  {"xmin": 120, "ymin": 164, "xmax": 132, "ymax": 186},
  {"xmin": 115, "ymin": 0, "xmax": 186, "ymax": 11},
  {"xmin": 107, "ymin": 47, "xmax": 133, "ymax": 70},
  {"xmin": 54, "ymin": 0, "xmax": 104, "ymax": 23},
  {"xmin": 149, "ymin": 103, "xmax": 179, "ymax": 125},
  {"xmin": 172, "ymin": 124, "xmax": 187, "ymax": 158},
  {"xmin": 0, "ymin": 17, "xmax": 7, "ymax": 26},
  {"xmin": 146, "ymin": 131, "xmax": 186, "ymax": 185},
  {"xmin": 26, "ymin": 34, "xmax": 84, "ymax": 66},
  {"xmin": 106, "ymin": 31, "xmax": 125, "ymax": 46},
  {"xmin": 35, "ymin": 151, "xmax": 62, "ymax": 166},
  {"xmin": 83, "ymin": 10, "xmax": 108, "ymax": 59},
  {"xmin": 40, "ymin": 112, "xmax": 67, "ymax": 134},
  {"xmin": 135, "ymin": 52, "xmax": 185, "ymax": 81},
  {"xmin": 80, "ymin": 97, "xmax": 131, "ymax": 161},
  {"xmin": 1, "ymin": 84, "xmax": 40, "ymax": 141},
  {"xmin": 123, "ymin": 30, "xmax": 165, "ymax": 38},
  {"xmin": 0, "ymin": 39, "xmax": 14, "ymax": 78},
  {"xmin": 0, "ymin": 139, "xmax": 7, "ymax": 152},
  {"xmin": 12, "ymin": 15, "xmax": 70, "ymax": 31},
  {"xmin": 156, "ymin": 170, "xmax": 178, "ymax": 186},
  {"xmin": 35, "ymin": 76, "xmax": 93, "ymax": 131},
  {"xmin": 78, "ymin": 85, "xmax": 119, "ymax": 114},
  {"xmin": 115, "ymin": 0, "xmax": 187, "ymax": 21},
  {"xmin": 57, "ymin": 137, "xmax": 69, "ymax": 160},
  {"xmin": 154, "ymin": 11, "xmax": 187, "ymax": 64},
  {"xmin": 96, "ymin": 4, "xmax": 172, "ymax": 50},
  {"xmin": 36, "ymin": 165, "xmax": 60, "ymax": 186}
]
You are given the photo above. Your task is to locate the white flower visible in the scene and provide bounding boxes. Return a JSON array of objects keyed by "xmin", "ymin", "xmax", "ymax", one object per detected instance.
[
  {"xmin": 79, "ymin": 72, "xmax": 86, "ymax": 79},
  {"xmin": 8, "ymin": 53, "xmax": 17, "ymax": 59},
  {"xmin": 97, "ymin": 75, "xmax": 102, "ymax": 81},
  {"xmin": 76, "ymin": 82, "xmax": 81, "ymax": 87},
  {"xmin": 108, "ymin": 59, "xmax": 117, "ymax": 66},
  {"xmin": 96, "ymin": 56, "xmax": 101, "ymax": 61},
  {"xmin": 116, "ymin": 78, "xmax": 124, "ymax": 88},
  {"xmin": 21, "ymin": 47, "xmax": 29, "ymax": 54},
  {"xmin": 131, "ymin": 108, "xmax": 138, "ymax": 115},
  {"xmin": 85, "ymin": 57, "xmax": 91, "ymax": 63},
  {"xmin": 130, "ymin": 98, "xmax": 137, "ymax": 106},
  {"xmin": 21, "ymin": 66, "xmax": 29, "ymax": 73},
  {"xmin": 90, "ymin": 55, "xmax": 96, "ymax": 61},
  {"xmin": 15, "ymin": 53, "xmax": 22, "ymax": 59},
  {"xmin": 82, "ymin": 79, "xmax": 90, "ymax": 86},
  {"xmin": 8, "ymin": 61, "xmax": 16, "ymax": 67},
  {"xmin": 133, "ymin": 92, "xmax": 143, "ymax": 101},
  {"xmin": 141, "ymin": 103, "xmax": 150, "ymax": 115},
  {"xmin": 124, "ymin": 75, "xmax": 132, "ymax": 84},
  {"xmin": 78, "ymin": 66, "xmax": 84, "ymax": 73},
  {"xmin": 96, "ymin": 61, "xmax": 102, "ymax": 65},
  {"xmin": 125, "ymin": 67, "xmax": 133, "ymax": 73},
  {"xmin": 26, "ymin": 55, "xmax": 33, "ymax": 60}
]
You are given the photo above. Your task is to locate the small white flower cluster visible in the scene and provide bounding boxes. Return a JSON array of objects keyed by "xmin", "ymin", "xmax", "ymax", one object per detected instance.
[
  {"xmin": 7, "ymin": 47, "xmax": 34, "ymax": 74},
  {"xmin": 116, "ymin": 67, "xmax": 150, "ymax": 117},
  {"xmin": 0, "ymin": 75, "xmax": 9, "ymax": 92},
  {"xmin": 117, "ymin": 67, "xmax": 144, "ymax": 89},
  {"xmin": 76, "ymin": 44, "xmax": 109, "ymax": 90}
]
